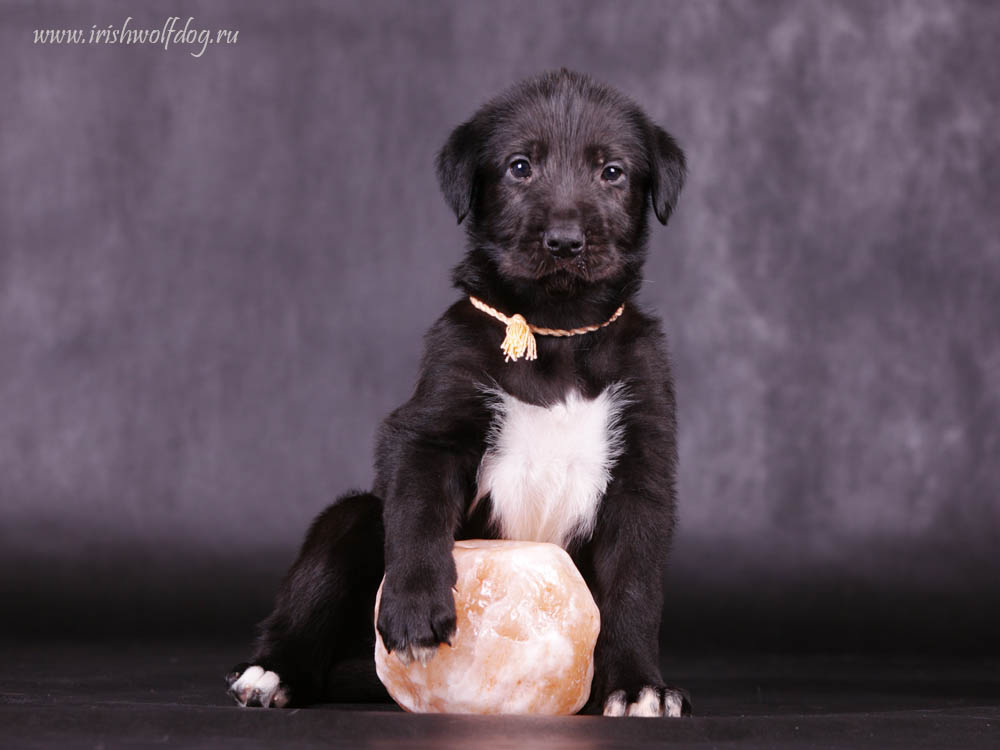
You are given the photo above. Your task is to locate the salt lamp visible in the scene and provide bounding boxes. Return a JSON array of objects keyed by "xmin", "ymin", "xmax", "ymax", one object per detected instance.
[{"xmin": 374, "ymin": 539, "xmax": 600, "ymax": 714}]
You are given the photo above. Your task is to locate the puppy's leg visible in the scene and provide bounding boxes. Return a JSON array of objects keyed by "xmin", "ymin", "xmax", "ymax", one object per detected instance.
[
  {"xmin": 579, "ymin": 418, "xmax": 691, "ymax": 718},
  {"xmin": 375, "ymin": 446, "xmax": 471, "ymax": 666},
  {"xmin": 582, "ymin": 493, "xmax": 691, "ymax": 718},
  {"xmin": 227, "ymin": 491, "xmax": 385, "ymax": 707}
]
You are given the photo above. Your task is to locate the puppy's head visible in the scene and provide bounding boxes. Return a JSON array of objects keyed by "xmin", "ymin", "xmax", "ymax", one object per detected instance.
[{"xmin": 438, "ymin": 70, "xmax": 685, "ymax": 296}]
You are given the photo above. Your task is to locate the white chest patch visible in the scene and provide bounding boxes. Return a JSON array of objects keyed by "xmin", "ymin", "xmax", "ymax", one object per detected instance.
[{"xmin": 474, "ymin": 384, "xmax": 629, "ymax": 548}]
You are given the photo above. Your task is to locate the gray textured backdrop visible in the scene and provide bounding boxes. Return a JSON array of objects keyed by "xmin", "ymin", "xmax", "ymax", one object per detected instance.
[{"xmin": 2, "ymin": 0, "xmax": 998, "ymax": 648}]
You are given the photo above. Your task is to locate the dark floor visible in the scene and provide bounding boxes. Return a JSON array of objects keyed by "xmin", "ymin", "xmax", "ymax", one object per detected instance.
[{"xmin": 1, "ymin": 640, "xmax": 998, "ymax": 749}]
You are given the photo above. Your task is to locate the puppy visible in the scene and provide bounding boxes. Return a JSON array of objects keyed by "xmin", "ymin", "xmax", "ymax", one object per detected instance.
[{"xmin": 227, "ymin": 69, "xmax": 690, "ymax": 718}]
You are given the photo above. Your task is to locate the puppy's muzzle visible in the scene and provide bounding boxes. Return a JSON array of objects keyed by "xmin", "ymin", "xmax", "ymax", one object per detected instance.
[{"xmin": 544, "ymin": 224, "xmax": 585, "ymax": 259}]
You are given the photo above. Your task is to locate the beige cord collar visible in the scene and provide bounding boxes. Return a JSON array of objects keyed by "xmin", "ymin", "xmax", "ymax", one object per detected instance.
[{"xmin": 468, "ymin": 295, "xmax": 625, "ymax": 362}]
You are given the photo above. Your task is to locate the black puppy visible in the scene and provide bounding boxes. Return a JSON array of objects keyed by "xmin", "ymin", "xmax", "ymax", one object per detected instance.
[{"xmin": 228, "ymin": 69, "xmax": 689, "ymax": 718}]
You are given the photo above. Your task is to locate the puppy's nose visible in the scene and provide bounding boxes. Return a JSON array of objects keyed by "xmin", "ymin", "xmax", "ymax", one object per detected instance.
[{"xmin": 544, "ymin": 226, "xmax": 585, "ymax": 258}]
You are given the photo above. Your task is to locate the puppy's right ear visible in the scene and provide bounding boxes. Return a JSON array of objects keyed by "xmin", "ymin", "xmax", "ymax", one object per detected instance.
[{"xmin": 436, "ymin": 120, "xmax": 480, "ymax": 224}]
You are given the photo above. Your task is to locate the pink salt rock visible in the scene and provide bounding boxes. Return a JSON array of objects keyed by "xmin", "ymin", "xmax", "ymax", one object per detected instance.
[{"xmin": 374, "ymin": 539, "xmax": 600, "ymax": 715}]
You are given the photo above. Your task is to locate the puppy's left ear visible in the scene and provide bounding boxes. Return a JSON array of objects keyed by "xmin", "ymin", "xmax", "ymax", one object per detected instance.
[
  {"xmin": 648, "ymin": 125, "xmax": 687, "ymax": 225},
  {"xmin": 436, "ymin": 120, "xmax": 480, "ymax": 224}
]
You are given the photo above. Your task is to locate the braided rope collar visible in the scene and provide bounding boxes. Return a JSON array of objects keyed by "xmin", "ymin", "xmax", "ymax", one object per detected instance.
[{"xmin": 468, "ymin": 295, "xmax": 625, "ymax": 363}]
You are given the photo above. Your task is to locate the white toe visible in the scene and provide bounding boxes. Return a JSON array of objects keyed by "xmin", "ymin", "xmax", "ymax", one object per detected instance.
[
  {"xmin": 229, "ymin": 665, "xmax": 287, "ymax": 708},
  {"xmin": 603, "ymin": 690, "xmax": 627, "ymax": 717},
  {"xmin": 413, "ymin": 645, "xmax": 438, "ymax": 666},
  {"xmin": 626, "ymin": 686, "xmax": 662, "ymax": 717},
  {"xmin": 664, "ymin": 690, "xmax": 684, "ymax": 717},
  {"xmin": 396, "ymin": 644, "xmax": 439, "ymax": 667}
]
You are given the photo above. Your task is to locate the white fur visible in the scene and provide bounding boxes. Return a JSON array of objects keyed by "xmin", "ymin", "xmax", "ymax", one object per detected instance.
[
  {"xmin": 229, "ymin": 665, "xmax": 288, "ymax": 708},
  {"xmin": 395, "ymin": 644, "xmax": 439, "ymax": 667},
  {"xmin": 474, "ymin": 384, "xmax": 628, "ymax": 548},
  {"xmin": 663, "ymin": 690, "xmax": 685, "ymax": 718},
  {"xmin": 627, "ymin": 687, "xmax": 663, "ymax": 717},
  {"xmin": 604, "ymin": 687, "xmax": 685, "ymax": 718},
  {"xmin": 603, "ymin": 690, "xmax": 628, "ymax": 716}
]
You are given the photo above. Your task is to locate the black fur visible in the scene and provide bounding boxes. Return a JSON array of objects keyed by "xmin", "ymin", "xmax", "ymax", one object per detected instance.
[{"xmin": 229, "ymin": 69, "xmax": 690, "ymax": 716}]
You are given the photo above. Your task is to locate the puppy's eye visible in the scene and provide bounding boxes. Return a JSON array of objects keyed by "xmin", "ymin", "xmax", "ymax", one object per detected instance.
[
  {"xmin": 508, "ymin": 158, "xmax": 532, "ymax": 180},
  {"xmin": 601, "ymin": 165, "xmax": 625, "ymax": 182}
]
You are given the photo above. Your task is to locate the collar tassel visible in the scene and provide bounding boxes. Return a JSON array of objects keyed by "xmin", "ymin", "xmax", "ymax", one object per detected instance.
[{"xmin": 501, "ymin": 314, "xmax": 537, "ymax": 363}]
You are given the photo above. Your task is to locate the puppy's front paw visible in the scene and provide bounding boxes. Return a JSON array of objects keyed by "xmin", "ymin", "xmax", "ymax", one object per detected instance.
[
  {"xmin": 603, "ymin": 685, "xmax": 691, "ymax": 718},
  {"xmin": 226, "ymin": 663, "xmax": 290, "ymax": 708},
  {"xmin": 376, "ymin": 582, "xmax": 456, "ymax": 667}
]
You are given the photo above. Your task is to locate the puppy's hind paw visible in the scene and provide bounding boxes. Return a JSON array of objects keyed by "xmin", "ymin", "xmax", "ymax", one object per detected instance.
[
  {"xmin": 603, "ymin": 686, "xmax": 691, "ymax": 718},
  {"xmin": 226, "ymin": 663, "xmax": 290, "ymax": 708}
]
